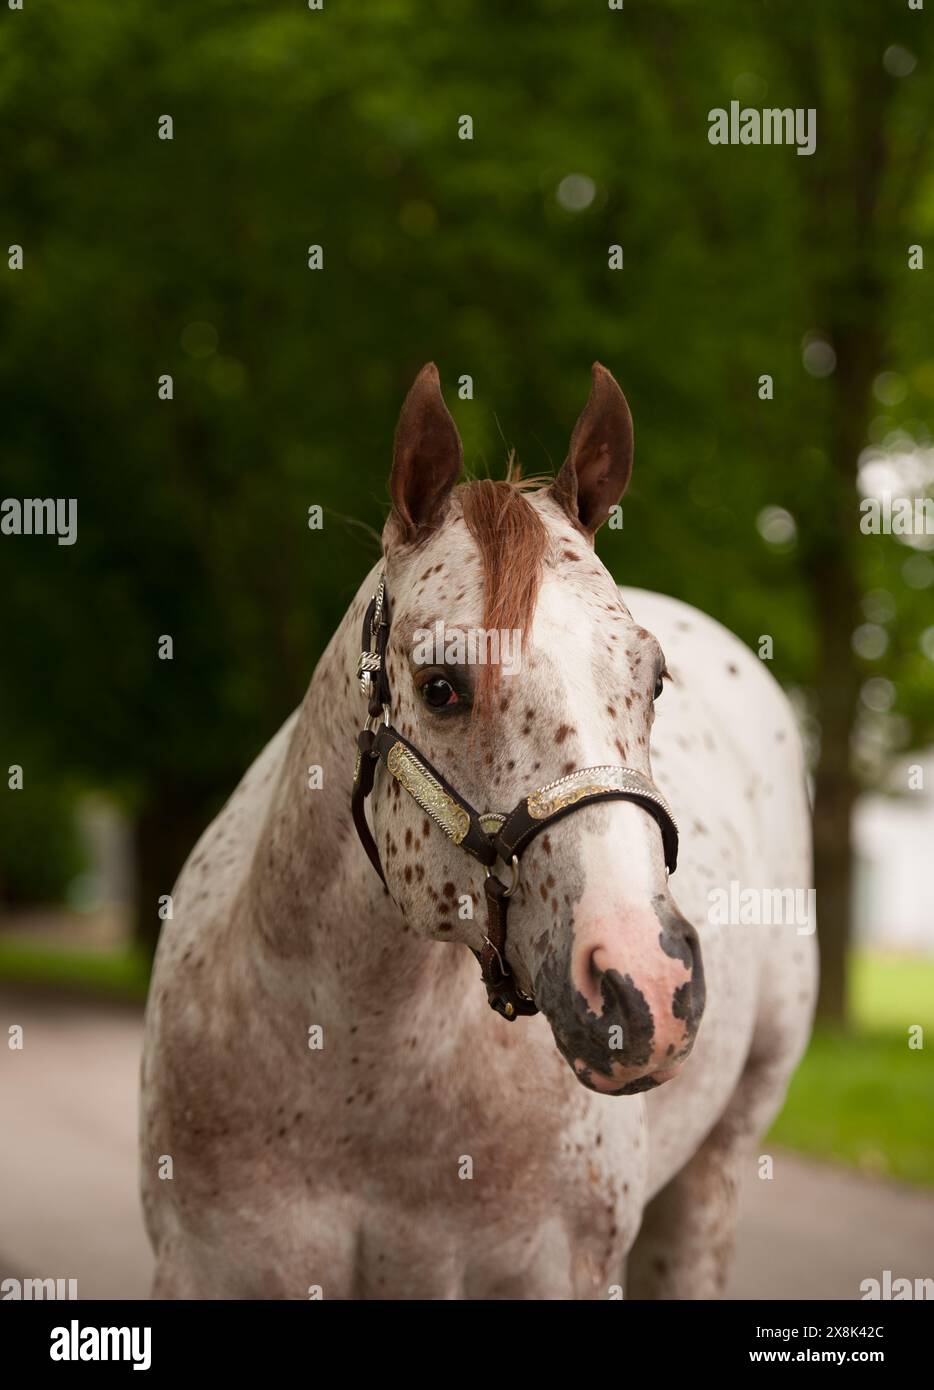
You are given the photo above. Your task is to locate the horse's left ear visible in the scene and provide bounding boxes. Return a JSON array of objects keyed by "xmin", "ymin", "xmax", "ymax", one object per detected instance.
[
  {"xmin": 550, "ymin": 362, "xmax": 633, "ymax": 537},
  {"xmin": 386, "ymin": 363, "xmax": 463, "ymax": 547}
]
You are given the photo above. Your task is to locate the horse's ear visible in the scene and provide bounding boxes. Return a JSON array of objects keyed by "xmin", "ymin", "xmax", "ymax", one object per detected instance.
[
  {"xmin": 387, "ymin": 363, "xmax": 463, "ymax": 546},
  {"xmin": 550, "ymin": 363, "xmax": 633, "ymax": 537}
]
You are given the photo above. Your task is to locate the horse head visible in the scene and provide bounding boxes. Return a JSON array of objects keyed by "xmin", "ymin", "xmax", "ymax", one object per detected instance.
[{"xmin": 365, "ymin": 362, "xmax": 705, "ymax": 1095}]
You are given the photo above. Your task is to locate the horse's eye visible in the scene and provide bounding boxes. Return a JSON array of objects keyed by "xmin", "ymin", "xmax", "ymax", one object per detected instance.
[
  {"xmin": 653, "ymin": 675, "xmax": 664, "ymax": 701},
  {"xmin": 421, "ymin": 676, "xmax": 459, "ymax": 709}
]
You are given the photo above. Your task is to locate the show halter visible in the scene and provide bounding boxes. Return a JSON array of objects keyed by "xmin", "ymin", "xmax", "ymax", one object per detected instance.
[{"xmin": 351, "ymin": 575, "xmax": 679, "ymax": 1021}]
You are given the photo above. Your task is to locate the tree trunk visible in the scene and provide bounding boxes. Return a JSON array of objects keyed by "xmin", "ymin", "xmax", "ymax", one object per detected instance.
[
  {"xmin": 811, "ymin": 562, "xmax": 860, "ymax": 1024},
  {"xmin": 810, "ymin": 313, "xmax": 884, "ymax": 1025},
  {"xmin": 794, "ymin": 22, "xmax": 890, "ymax": 1025}
]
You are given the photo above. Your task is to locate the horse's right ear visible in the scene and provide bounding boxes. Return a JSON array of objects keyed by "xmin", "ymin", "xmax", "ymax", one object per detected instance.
[{"xmin": 386, "ymin": 363, "xmax": 463, "ymax": 547}]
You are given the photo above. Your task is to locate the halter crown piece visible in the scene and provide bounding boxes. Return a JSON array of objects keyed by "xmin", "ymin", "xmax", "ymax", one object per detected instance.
[{"xmin": 351, "ymin": 575, "xmax": 680, "ymax": 1021}]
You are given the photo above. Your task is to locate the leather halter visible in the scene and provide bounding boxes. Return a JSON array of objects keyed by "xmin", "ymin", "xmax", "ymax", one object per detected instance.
[{"xmin": 351, "ymin": 575, "xmax": 680, "ymax": 1021}]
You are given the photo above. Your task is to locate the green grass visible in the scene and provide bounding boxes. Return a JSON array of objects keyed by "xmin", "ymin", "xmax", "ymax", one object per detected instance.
[
  {"xmin": 769, "ymin": 1028, "xmax": 934, "ymax": 1187},
  {"xmin": 0, "ymin": 936, "xmax": 150, "ymax": 1001},
  {"xmin": 768, "ymin": 951, "xmax": 934, "ymax": 1188},
  {"xmin": 850, "ymin": 951, "xmax": 934, "ymax": 1033}
]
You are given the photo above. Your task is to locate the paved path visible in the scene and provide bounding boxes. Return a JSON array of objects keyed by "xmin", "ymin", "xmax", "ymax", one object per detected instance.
[{"xmin": 1, "ymin": 989, "xmax": 932, "ymax": 1300}]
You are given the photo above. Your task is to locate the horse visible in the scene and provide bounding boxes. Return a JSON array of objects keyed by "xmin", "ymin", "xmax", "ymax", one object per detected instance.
[{"xmin": 139, "ymin": 363, "xmax": 817, "ymax": 1299}]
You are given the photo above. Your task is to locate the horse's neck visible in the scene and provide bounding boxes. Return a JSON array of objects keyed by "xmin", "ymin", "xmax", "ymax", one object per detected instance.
[{"xmin": 243, "ymin": 567, "xmax": 476, "ymax": 1029}]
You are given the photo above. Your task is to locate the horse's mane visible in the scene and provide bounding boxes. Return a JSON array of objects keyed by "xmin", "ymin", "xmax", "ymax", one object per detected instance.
[{"xmin": 456, "ymin": 459, "xmax": 551, "ymax": 721}]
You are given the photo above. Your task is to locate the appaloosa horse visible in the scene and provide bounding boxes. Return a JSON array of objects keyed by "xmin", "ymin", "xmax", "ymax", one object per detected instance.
[{"xmin": 140, "ymin": 364, "xmax": 817, "ymax": 1299}]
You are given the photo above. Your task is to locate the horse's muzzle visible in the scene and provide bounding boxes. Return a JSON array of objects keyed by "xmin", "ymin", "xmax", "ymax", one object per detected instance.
[{"xmin": 535, "ymin": 905, "xmax": 706, "ymax": 1095}]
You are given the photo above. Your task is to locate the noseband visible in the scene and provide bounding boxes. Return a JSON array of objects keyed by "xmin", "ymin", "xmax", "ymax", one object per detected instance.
[{"xmin": 351, "ymin": 576, "xmax": 679, "ymax": 1021}]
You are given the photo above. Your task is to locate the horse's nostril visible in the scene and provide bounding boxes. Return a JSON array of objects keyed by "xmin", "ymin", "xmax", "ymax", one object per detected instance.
[
  {"xmin": 585, "ymin": 946, "xmax": 604, "ymax": 990},
  {"xmin": 596, "ymin": 965, "xmax": 631, "ymax": 1014},
  {"xmin": 582, "ymin": 951, "xmax": 648, "ymax": 1026}
]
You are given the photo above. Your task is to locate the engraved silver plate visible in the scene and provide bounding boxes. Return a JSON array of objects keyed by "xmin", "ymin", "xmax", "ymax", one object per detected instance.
[
  {"xmin": 527, "ymin": 765, "xmax": 673, "ymax": 823},
  {"xmin": 386, "ymin": 741, "xmax": 470, "ymax": 844}
]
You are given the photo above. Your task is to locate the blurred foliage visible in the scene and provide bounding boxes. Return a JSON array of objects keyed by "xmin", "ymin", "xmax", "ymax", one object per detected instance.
[
  {"xmin": 0, "ymin": 0, "xmax": 933, "ymax": 904},
  {"xmin": 0, "ymin": 760, "xmax": 84, "ymax": 902}
]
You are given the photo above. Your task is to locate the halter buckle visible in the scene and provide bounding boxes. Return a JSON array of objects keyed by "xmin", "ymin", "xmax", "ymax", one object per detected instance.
[
  {"xmin": 358, "ymin": 576, "xmax": 388, "ymax": 698},
  {"xmin": 364, "ymin": 704, "xmax": 390, "ymax": 735},
  {"xmin": 357, "ymin": 650, "xmax": 382, "ymax": 697},
  {"xmin": 485, "ymin": 853, "xmax": 520, "ymax": 898}
]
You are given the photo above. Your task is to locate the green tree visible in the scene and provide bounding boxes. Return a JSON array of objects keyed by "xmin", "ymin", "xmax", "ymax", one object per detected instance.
[{"xmin": 1, "ymin": 1, "xmax": 932, "ymax": 999}]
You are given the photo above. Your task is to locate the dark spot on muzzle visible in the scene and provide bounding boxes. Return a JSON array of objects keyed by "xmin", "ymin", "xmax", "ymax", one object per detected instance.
[
  {"xmin": 673, "ymin": 976, "xmax": 705, "ymax": 1035},
  {"xmin": 534, "ymin": 933, "xmax": 657, "ymax": 1093},
  {"xmin": 532, "ymin": 893, "xmax": 707, "ymax": 1095},
  {"xmin": 655, "ymin": 892, "xmax": 706, "ymax": 1033}
]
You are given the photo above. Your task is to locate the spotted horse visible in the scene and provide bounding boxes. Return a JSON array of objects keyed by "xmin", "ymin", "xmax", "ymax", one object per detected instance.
[{"xmin": 140, "ymin": 363, "xmax": 817, "ymax": 1299}]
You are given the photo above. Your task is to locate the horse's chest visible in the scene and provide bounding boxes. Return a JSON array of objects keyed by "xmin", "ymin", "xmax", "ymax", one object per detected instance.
[
  {"xmin": 241, "ymin": 1067, "xmax": 647, "ymax": 1298},
  {"xmin": 277, "ymin": 1137, "xmax": 643, "ymax": 1298},
  {"xmin": 147, "ymin": 952, "xmax": 649, "ymax": 1298}
]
